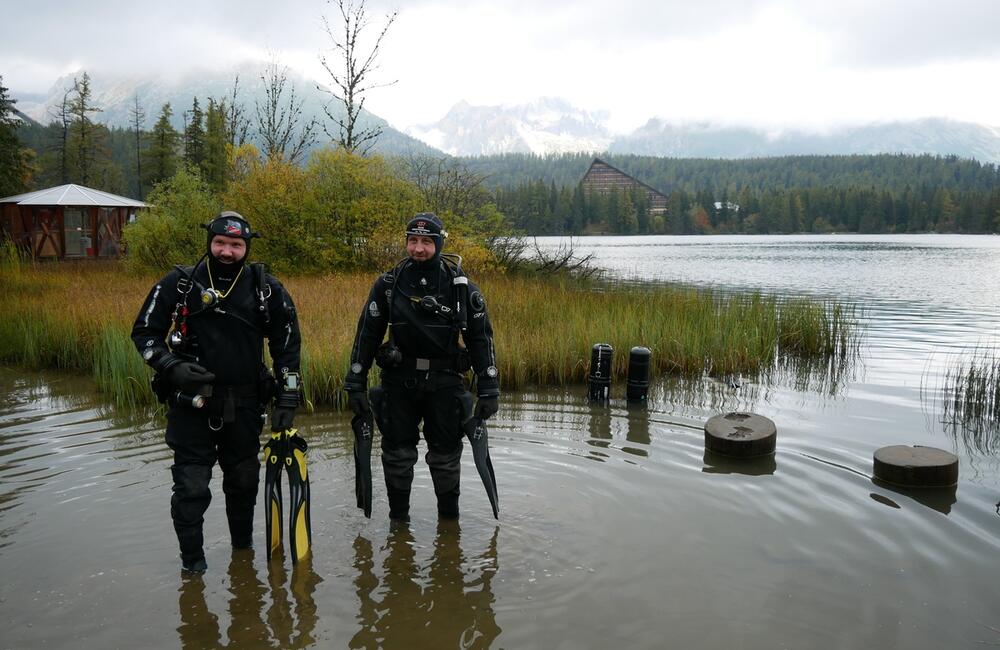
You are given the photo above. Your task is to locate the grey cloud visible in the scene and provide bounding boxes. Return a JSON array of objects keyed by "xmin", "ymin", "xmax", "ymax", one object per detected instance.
[
  {"xmin": 790, "ymin": 0, "xmax": 1000, "ymax": 67},
  {"xmin": 4, "ymin": 0, "xmax": 330, "ymax": 87}
]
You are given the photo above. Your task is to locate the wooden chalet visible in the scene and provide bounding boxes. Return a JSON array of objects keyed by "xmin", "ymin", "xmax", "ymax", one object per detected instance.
[
  {"xmin": 579, "ymin": 158, "xmax": 669, "ymax": 215},
  {"xmin": 0, "ymin": 184, "xmax": 147, "ymax": 260}
]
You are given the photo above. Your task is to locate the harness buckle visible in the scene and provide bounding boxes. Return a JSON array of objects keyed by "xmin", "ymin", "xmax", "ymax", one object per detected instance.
[{"xmin": 415, "ymin": 358, "xmax": 430, "ymax": 371}]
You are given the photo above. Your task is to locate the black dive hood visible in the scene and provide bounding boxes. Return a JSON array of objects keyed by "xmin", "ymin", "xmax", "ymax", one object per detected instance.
[
  {"xmin": 203, "ymin": 211, "xmax": 258, "ymax": 266},
  {"xmin": 405, "ymin": 212, "xmax": 447, "ymax": 270}
]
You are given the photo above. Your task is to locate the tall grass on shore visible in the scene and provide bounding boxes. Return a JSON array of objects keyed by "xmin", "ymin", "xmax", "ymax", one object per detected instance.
[
  {"xmin": 941, "ymin": 348, "xmax": 1000, "ymax": 455},
  {"xmin": 1, "ymin": 260, "xmax": 858, "ymax": 409}
]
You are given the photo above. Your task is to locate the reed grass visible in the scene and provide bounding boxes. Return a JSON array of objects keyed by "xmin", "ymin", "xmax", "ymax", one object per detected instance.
[
  {"xmin": 941, "ymin": 348, "xmax": 1000, "ymax": 455},
  {"xmin": 0, "ymin": 260, "xmax": 859, "ymax": 409}
]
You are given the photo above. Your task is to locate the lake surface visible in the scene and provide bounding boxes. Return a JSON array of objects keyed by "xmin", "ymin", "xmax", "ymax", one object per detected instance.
[{"xmin": 3, "ymin": 234, "xmax": 1000, "ymax": 649}]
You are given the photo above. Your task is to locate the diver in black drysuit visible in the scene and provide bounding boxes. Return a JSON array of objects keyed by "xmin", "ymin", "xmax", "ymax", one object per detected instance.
[
  {"xmin": 131, "ymin": 212, "xmax": 302, "ymax": 573},
  {"xmin": 344, "ymin": 213, "xmax": 499, "ymax": 521}
]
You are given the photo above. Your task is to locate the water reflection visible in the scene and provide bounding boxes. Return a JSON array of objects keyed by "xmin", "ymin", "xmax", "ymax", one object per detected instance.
[
  {"xmin": 701, "ymin": 449, "xmax": 777, "ymax": 476},
  {"xmin": 587, "ymin": 403, "xmax": 613, "ymax": 445},
  {"xmin": 175, "ymin": 552, "xmax": 321, "ymax": 649},
  {"xmin": 870, "ymin": 479, "xmax": 958, "ymax": 515},
  {"xmin": 351, "ymin": 521, "xmax": 500, "ymax": 649},
  {"xmin": 655, "ymin": 376, "xmax": 769, "ymax": 415},
  {"xmin": 623, "ymin": 403, "xmax": 651, "ymax": 457}
]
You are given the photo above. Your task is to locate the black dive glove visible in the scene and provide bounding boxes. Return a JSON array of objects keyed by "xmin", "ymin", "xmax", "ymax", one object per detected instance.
[
  {"xmin": 271, "ymin": 406, "xmax": 295, "ymax": 432},
  {"xmin": 474, "ymin": 396, "xmax": 499, "ymax": 421},
  {"xmin": 348, "ymin": 391, "xmax": 371, "ymax": 417},
  {"xmin": 167, "ymin": 361, "xmax": 215, "ymax": 390},
  {"xmin": 271, "ymin": 389, "xmax": 299, "ymax": 432},
  {"xmin": 344, "ymin": 366, "xmax": 369, "ymax": 416}
]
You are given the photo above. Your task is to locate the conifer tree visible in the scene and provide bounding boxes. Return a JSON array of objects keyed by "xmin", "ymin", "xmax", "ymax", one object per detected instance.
[
  {"xmin": 184, "ymin": 97, "xmax": 205, "ymax": 168},
  {"xmin": 0, "ymin": 75, "xmax": 31, "ymax": 197},
  {"xmin": 142, "ymin": 103, "xmax": 180, "ymax": 189},
  {"xmin": 202, "ymin": 98, "xmax": 229, "ymax": 193},
  {"xmin": 67, "ymin": 72, "xmax": 103, "ymax": 185}
]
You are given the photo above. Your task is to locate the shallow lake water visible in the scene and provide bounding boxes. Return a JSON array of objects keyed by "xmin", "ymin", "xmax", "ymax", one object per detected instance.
[{"xmin": 3, "ymin": 234, "xmax": 1000, "ymax": 648}]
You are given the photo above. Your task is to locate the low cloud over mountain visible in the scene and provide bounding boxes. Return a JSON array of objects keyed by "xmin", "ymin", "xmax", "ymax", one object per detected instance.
[{"xmin": 407, "ymin": 98, "xmax": 1000, "ymax": 163}]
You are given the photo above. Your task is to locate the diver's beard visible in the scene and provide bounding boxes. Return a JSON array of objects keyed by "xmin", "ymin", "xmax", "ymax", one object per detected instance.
[
  {"xmin": 410, "ymin": 252, "xmax": 439, "ymax": 270},
  {"xmin": 212, "ymin": 253, "xmax": 245, "ymax": 266}
]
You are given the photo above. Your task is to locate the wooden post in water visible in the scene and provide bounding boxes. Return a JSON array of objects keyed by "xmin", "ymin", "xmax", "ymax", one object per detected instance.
[{"xmin": 704, "ymin": 412, "xmax": 777, "ymax": 457}]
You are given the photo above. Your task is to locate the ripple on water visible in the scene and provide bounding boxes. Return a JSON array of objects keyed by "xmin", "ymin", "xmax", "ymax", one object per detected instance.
[{"xmin": 1, "ymin": 369, "xmax": 1000, "ymax": 648}]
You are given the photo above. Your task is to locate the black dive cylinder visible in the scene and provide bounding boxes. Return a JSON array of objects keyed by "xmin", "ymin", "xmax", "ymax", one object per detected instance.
[
  {"xmin": 626, "ymin": 346, "xmax": 651, "ymax": 402},
  {"xmin": 587, "ymin": 343, "xmax": 613, "ymax": 402}
]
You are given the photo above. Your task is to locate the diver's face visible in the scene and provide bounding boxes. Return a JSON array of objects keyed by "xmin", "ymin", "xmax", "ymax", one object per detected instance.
[
  {"xmin": 211, "ymin": 235, "xmax": 247, "ymax": 264},
  {"xmin": 406, "ymin": 235, "xmax": 436, "ymax": 262}
]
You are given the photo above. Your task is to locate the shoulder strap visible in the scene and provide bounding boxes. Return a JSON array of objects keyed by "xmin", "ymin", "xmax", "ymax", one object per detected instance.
[
  {"xmin": 441, "ymin": 255, "xmax": 469, "ymax": 332},
  {"xmin": 385, "ymin": 258, "xmax": 411, "ymax": 343},
  {"xmin": 252, "ymin": 262, "xmax": 271, "ymax": 325},
  {"xmin": 173, "ymin": 264, "xmax": 196, "ymax": 296}
]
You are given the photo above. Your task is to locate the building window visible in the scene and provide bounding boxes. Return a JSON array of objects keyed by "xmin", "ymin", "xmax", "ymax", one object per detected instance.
[
  {"xmin": 63, "ymin": 207, "xmax": 91, "ymax": 257},
  {"xmin": 97, "ymin": 208, "xmax": 121, "ymax": 257}
]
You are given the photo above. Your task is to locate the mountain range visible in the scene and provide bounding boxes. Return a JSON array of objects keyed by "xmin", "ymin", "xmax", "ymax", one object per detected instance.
[
  {"xmin": 14, "ymin": 65, "xmax": 439, "ymax": 157},
  {"xmin": 412, "ymin": 97, "xmax": 1000, "ymax": 163},
  {"xmin": 13, "ymin": 68, "xmax": 1000, "ymax": 164}
]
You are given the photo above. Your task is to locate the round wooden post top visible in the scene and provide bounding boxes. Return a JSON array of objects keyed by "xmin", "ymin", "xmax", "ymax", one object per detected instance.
[
  {"xmin": 873, "ymin": 445, "xmax": 959, "ymax": 488},
  {"xmin": 704, "ymin": 412, "xmax": 777, "ymax": 457}
]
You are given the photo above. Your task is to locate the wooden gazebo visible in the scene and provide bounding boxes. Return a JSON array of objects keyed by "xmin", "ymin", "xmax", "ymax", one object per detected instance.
[{"xmin": 0, "ymin": 184, "xmax": 147, "ymax": 259}]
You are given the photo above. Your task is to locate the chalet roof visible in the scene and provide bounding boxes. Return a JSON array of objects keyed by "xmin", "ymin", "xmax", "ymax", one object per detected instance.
[
  {"xmin": 584, "ymin": 157, "xmax": 669, "ymax": 200},
  {"xmin": 0, "ymin": 184, "xmax": 147, "ymax": 208}
]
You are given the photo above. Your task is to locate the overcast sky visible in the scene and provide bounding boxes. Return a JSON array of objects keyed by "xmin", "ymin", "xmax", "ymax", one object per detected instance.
[{"xmin": 3, "ymin": 0, "xmax": 1000, "ymax": 133}]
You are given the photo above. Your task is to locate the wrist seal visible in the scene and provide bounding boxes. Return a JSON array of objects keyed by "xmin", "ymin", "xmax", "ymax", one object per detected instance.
[{"xmin": 148, "ymin": 350, "xmax": 182, "ymax": 374}]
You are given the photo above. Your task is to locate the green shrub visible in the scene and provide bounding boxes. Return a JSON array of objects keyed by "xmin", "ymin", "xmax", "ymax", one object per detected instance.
[{"xmin": 122, "ymin": 167, "xmax": 222, "ymax": 272}]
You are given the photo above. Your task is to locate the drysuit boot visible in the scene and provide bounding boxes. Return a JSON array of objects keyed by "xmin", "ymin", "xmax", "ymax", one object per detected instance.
[
  {"xmin": 222, "ymin": 456, "xmax": 260, "ymax": 549},
  {"xmin": 171, "ymin": 464, "xmax": 213, "ymax": 571},
  {"xmin": 382, "ymin": 447, "xmax": 418, "ymax": 521},
  {"xmin": 426, "ymin": 446, "xmax": 462, "ymax": 519}
]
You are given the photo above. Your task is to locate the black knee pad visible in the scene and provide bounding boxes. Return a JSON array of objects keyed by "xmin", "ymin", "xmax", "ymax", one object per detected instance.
[
  {"xmin": 222, "ymin": 456, "xmax": 260, "ymax": 497},
  {"xmin": 425, "ymin": 447, "xmax": 462, "ymax": 496},
  {"xmin": 222, "ymin": 456, "xmax": 260, "ymax": 548},
  {"xmin": 170, "ymin": 464, "xmax": 213, "ymax": 524},
  {"xmin": 381, "ymin": 447, "xmax": 418, "ymax": 489}
]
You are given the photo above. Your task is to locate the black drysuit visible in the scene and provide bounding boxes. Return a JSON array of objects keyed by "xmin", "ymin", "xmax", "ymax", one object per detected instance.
[
  {"xmin": 345, "ymin": 257, "xmax": 499, "ymax": 519},
  {"xmin": 132, "ymin": 261, "xmax": 301, "ymax": 564}
]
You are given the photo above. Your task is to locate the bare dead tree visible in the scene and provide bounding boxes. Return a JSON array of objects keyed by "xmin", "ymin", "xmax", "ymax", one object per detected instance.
[
  {"xmin": 319, "ymin": 0, "xmax": 397, "ymax": 155},
  {"xmin": 129, "ymin": 93, "xmax": 145, "ymax": 199},
  {"xmin": 405, "ymin": 155, "xmax": 492, "ymax": 217},
  {"xmin": 528, "ymin": 238, "xmax": 600, "ymax": 279},
  {"xmin": 47, "ymin": 89, "xmax": 72, "ymax": 183},
  {"xmin": 254, "ymin": 60, "xmax": 317, "ymax": 163},
  {"xmin": 485, "ymin": 235, "xmax": 599, "ymax": 279},
  {"xmin": 226, "ymin": 75, "xmax": 252, "ymax": 147}
]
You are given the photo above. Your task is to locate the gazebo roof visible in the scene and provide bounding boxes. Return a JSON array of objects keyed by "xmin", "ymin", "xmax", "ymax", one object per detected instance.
[{"xmin": 0, "ymin": 184, "xmax": 147, "ymax": 208}]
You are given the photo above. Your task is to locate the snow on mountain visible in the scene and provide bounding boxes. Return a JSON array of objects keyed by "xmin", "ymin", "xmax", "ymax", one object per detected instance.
[
  {"xmin": 15, "ymin": 72, "xmax": 1000, "ymax": 164},
  {"xmin": 406, "ymin": 97, "xmax": 613, "ymax": 156},
  {"xmin": 15, "ymin": 65, "xmax": 439, "ymax": 157},
  {"xmin": 407, "ymin": 97, "xmax": 1000, "ymax": 163},
  {"xmin": 609, "ymin": 117, "xmax": 1000, "ymax": 163}
]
